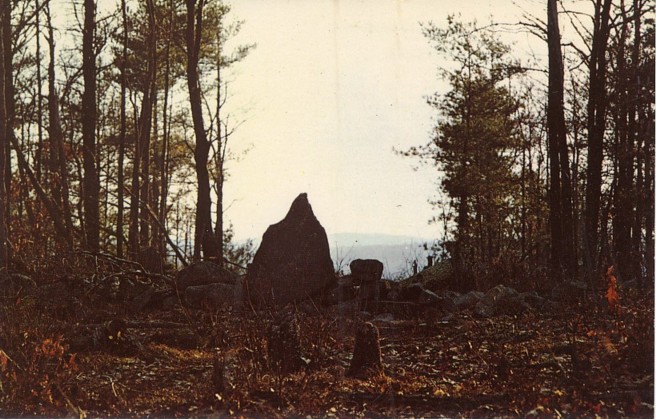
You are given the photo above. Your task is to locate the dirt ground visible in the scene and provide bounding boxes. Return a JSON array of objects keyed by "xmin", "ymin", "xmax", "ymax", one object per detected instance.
[{"xmin": 1, "ymin": 284, "xmax": 653, "ymax": 418}]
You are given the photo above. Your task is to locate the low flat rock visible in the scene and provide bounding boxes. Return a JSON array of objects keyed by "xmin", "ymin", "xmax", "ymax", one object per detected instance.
[
  {"xmin": 175, "ymin": 261, "xmax": 238, "ymax": 291},
  {"xmin": 184, "ymin": 280, "xmax": 244, "ymax": 309}
]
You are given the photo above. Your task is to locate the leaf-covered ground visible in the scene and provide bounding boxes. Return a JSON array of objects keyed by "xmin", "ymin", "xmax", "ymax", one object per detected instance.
[{"xmin": 1, "ymin": 289, "xmax": 653, "ymax": 417}]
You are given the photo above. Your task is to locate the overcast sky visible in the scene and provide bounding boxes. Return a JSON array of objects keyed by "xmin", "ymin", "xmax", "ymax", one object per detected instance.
[{"xmin": 219, "ymin": 0, "xmax": 545, "ymax": 242}]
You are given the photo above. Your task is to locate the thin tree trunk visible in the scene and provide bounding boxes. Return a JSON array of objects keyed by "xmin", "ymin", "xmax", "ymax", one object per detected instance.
[
  {"xmin": 35, "ymin": 0, "xmax": 44, "ymax": 183},
  {"xmin": 117, "ymin": 0, "xmax": 128, "ymax": 258},
  {"xmin": 644, "ymin": 117, "xmax": 654, "ymax": 286},
  {"xmin": 159, "ymin": 0, "xmax": 174, "ymax": 256},
  {"xmin": 547, "ymin": 0, "xmax": 574, "ymax": 280},
  {"xmin": 129, "ymin": 97, "xmax": 141, "ymax": 259},
  {"xmin": 45, "ymin": 2, "xmax": 73, "ymax": 247},
  {"xmin": 214, "ymin": 46, "xmax": 224, "ymax": 265},
  {"xmin": 583, "ymin": 0, "xmax": 613, "ymax": 280},
  {"xmin": 613, "ymin": 2, "xmax": 633, "ymax": 282},
  {"xmin": 82, "ymin": 0, "xmax": 99, "ymax": 251},
  {"xmin": 2, "ymin": 0, "xmax": 11, "ymax": 245},
  {"xmin": 186, "ymin": 0, "xmax": 213, "ymax": 260},
  {"xmin": 629, "ymin": 0, "xmax": 643, "ymax": 288},
  {"xmin": 0, "ymin": 3, "xmax": 8, "ymax": 268},
  {"xmin": 139, "ymin": 0, "xmax": 157, "ymax": 249}
]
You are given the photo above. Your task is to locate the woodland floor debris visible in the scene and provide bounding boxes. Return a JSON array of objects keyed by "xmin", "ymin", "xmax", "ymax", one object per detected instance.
[{"xmin": 0, "ymin": 287, "xmax": 652, "ymax": 417}]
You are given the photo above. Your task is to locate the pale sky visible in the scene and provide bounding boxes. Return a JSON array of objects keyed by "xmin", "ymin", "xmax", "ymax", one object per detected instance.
[{"xmin": 219, "ymin": 0, "xmax": 545, "ymax": 242}]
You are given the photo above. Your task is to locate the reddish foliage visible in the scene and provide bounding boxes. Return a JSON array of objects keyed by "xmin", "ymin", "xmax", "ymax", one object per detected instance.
[{"xmin": 605, "ymin": 266, "xmax": 621, "ymax": 315}]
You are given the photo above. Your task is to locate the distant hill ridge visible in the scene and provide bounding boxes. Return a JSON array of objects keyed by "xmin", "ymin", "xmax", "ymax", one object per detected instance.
[{"xmin": 328, "ymin": 233, "xmax": 438, "ymax": 279}]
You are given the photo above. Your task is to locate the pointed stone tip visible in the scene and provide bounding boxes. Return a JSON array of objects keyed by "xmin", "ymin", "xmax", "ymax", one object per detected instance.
[{"xmin": 285, "ymin": 193, "xmax": 312, "ymax": 219}]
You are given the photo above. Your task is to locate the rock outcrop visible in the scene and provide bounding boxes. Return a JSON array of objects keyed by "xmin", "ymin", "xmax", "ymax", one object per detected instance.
[{"xmin": 247, "ymin": 193, "xmax": 335, "ymax": 306}]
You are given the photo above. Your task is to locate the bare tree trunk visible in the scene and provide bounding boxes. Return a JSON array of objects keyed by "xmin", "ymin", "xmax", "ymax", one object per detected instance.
[
  {"xmin": 138, "ymin": 0, "xmax": 157, "ymax": 249},
  {"xmin": 117, "ymin": 0, "xmax": 128, "ymax": 258},
  {"xmin": 35, "ymin": 0, "xmax": 44, "ymax": 183},
  {"xmin": 158, "ymin": 0, "xmax": 174, "ymax": 256},
  {"xmin": 644, "ymin": 117, "xmax": 654, "ymax": 286},
  {"xmin": 82, "ymin": 0, "xmax": 99, "ymax": 251},
  {"xmin": 613, "ymin": 2, "xmax": 633, "ymax": 282},
  {"xmin": 0, "ymin": 2, "xmax": 9, "ymax": 268},
  {"xmin": 45, "ymin": 2, "xmax": 74, "ymax": 248},
  {"xmin": 583, "ymin": 0, "xmax": 612, "ymax": 281},
  {"xmin": 186, "ymin": 0, "xmax": 213, "ymax": 260},
  {"xmin": 2, "ymin": 0, "xmax": 11, "ymax": 244},
  {"xmin": 547, "ymin": 0, "xmax": 574, "ymax": 281},
  {"xmin": 129, "ymin": 100, "xmax": 141, "ymax": 259},
  {"xmin": 214, "ymin": 48, "xmax": 224, "ymax": 265},
  {"xmin": 629, "ymin": 0, "xmax": 643, "ymax": 288}
]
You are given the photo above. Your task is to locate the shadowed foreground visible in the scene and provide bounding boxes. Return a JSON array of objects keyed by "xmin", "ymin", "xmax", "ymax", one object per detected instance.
[{"xmin": 1, "ymin": 281, "xmax": 652, "ymax": 417}]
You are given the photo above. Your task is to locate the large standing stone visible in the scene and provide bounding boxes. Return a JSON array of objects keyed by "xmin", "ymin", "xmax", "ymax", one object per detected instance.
[{"xmin": 247, "ymin": 193, "xmax": 335, "ymax": 305}]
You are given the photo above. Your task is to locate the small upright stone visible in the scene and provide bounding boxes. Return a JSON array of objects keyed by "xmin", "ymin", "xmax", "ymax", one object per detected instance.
[
  {"xmin": 347, "ymin": 322, "xmax": 384, "ymax": 378},
  {"xmin": 268, "ymin": 312, "xmax": 305, "ymax": 374},
  {"xmin": 349, "ymin": 259, "xmax": 384, "ymax": 284},
  {"xmin": 212, "ymin": 354, "xmax": 225, "ymax": 394},
  {"xmin": 350, "ymin": 259, "xmax": 384, "ymax": 312}
]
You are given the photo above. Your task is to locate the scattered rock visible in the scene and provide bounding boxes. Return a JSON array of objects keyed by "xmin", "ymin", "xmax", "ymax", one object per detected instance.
[
  {"xmin": 551, "ymin": 281, "xmax": 587, "ymax": 303},
  {"xmin": 474, "ymin": 285, "xmax": 519, "ymax": 318},
  {"xmin": 347, "ymin": 322, "xmax": 384, "ymax": 378},
  {"xmin": 417, "ymin": 289, "xmax": 457, "ymax": 313},
  {"xmin": 247, "ymin": 193, "xmax": 335, "ymax": 305},
  {"xmin": 517, "ymin": 291, "xmax": 547, "ymax": 310},
  {"xmin": 433, "ymin": 290, "xmax": 461, "ymax": 300},
  {"xmin": 0, "ymin": 272, "xmax": 35, "ymax": 298},
  {"xmin": 399, "ymin": 283, "xmax": 425, "ymax": 301},
  {"xmin": 403, "ymin": 259, "xmax": 453, "ymax": 292},
  {"xmin": 68, "ymin": 320, "xmax": 143, "ymax": 356},
  {"xmin": 373, "ymin": 313, "xmax": 395, "ymax": 323},
  {"xmin": 268, "ymin": 312, "xmax": 305, "ymax": 374},
  {"xmin": 184, "ymin": 280, "xmax": 243, "ymax": 309},
  {"xmin": 175, "ymin": 261, "xmax": 238, "ymax": 291},
  {"xmin": 350, "ymin": 259, "xmax": 384, "ymax": 284},
  {"xmin": 455, "ymin": 291, "xmax": 485, "ymax": 310},
  {"xmin": 128, "ymin": 286, "xmax": 156, "ymax": 313}
]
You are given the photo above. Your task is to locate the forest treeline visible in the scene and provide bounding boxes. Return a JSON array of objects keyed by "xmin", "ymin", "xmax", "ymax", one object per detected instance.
[
  {"xmin": 401, "ymin": 0, "xmax": 654, "ymax": 290},
  {"xmin": 0, "ymin": 0, "xmax": 255, "ymax": 272},
  {"xmin": 0, "ymin": 0, "xmax": 650, "ymax": 292}
]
